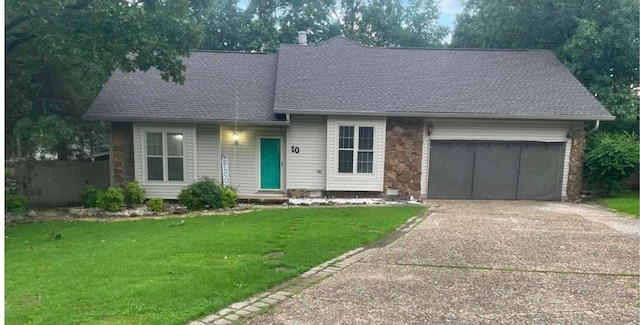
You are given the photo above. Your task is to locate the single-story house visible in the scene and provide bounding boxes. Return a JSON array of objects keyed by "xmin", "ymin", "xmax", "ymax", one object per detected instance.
[{"xmin": 85, "ymin": 34, "xmax": 614, "ymax": 201}]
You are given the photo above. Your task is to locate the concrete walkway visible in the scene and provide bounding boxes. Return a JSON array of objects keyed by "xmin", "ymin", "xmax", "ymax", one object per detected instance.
[{"xmin": 245, "ymin": 201, "xmax": 640, "ymax": 324}]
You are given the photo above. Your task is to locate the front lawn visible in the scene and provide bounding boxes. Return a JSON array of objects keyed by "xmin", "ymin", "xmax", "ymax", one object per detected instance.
[
  {"xmin": 598, "ymin": 191, "xmax": 639, "ymax": 218},
  {"xmin": 5, "ymin": 206, "xmax": 423, "ymax": 325}
]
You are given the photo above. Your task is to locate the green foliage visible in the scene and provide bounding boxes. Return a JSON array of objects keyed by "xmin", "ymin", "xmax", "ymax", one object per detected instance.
[
  {"xmin": 585, "ymin": 132, "xmax": 639, "ymax": 194},
  {"xmin": 123, "ymin": 181, "xmax": 146, "ymax": 207},
  {"xmin": 81, "ymin": 185, "xmax": 103, "ymax": 208},
  {"xmin": 5, "ymin": 0, "xmax": 203, "ymax": 159},
  {"xmin": 220, "ymin": 186, "xmax": 238, "ymax": 208},
  {"xmin": 97, "ymin": 187, "xmax": 125, "ymax": 212},
  {"xmin": 5, "ymin": 193, "xmax": 29, "ymax": 215},
  {"xmin": 451, "ymin": 0, "xmax": 639, "ymax": 133},
  {"xmin": 146, "ymin": 197, "xmax": 165, "ymax": 212},
  {"xmin": 178, "ymin": 178, "xmax": 223, "ymax": 210},
  {"xmin": 196, "ymin": 0, "xmax": 448, "ymax": 52}
]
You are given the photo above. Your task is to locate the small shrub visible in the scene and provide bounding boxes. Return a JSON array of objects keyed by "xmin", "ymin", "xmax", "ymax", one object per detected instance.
[
  {"xmin": 81, "ymin": 185, "xmax": 103, "ymax": 208},
  {"xmin": 6, "ymin": 193, "xmax": 28, "ymax": 214},
  {"xmin": 123, "ymin": 181, "xmax": 145, "ymax": 206},
  {"xmin": 178, "ymin": 178, "xmax": 222, "ymax": 211},
  {"xmin": 146, "ymin": 197, "xmax": 164, "ymax": 212},
  {"xmin": 585, "ymin": 132, "xmax": 639, "ymax": 195},
  {"xmin": 97, "ymin": 187, "xmax": 125, "ymax": 212},
  {"xmin": 221, "ymin": 186, "xmax": 238, "ymax": 208}
]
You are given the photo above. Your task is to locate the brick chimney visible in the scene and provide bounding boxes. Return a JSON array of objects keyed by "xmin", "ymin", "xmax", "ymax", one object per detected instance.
[{"xmin": 297, "ymin": 31, "xmax": 308, "ymax": 46}]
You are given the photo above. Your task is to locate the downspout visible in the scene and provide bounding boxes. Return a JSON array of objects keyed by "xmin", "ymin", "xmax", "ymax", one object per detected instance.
[{"xmin": 586, "ymin": 120, "xmax": 600, "ymax": 135}]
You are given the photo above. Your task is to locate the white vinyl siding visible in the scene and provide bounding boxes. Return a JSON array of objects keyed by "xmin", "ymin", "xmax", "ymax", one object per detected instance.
[
  {"xmin": 421, "ymin": 119, "xmax": 581, "ymax": 200},
  {"xmin": 133, "ymin": 123, "xmax": 196, "ymax": 199},
  {"xmin": 196, "ymin": 125, "xmax": 220, "ymax": 181},
  {"xmin": 326, "ymin": 117, "xmax": 386, "ymax": 191},
  {"xmin": 220, "ymin": 125, "xmax": 286, "ymax": 196},
  {"xmin": 286, "ymin": 115, "xmax": 327, "ymax": 190}
]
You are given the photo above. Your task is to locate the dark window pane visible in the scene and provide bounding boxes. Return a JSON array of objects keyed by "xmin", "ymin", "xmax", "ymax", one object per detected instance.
[
  {"xmin": 358, "ymin": 127, "xmax": 374, "ymax": 150},
  {"xmin": 146, "ymin": 133, "xmax": 163, "ymax": 156},
  {"xmin": 338, "ymin": 150, "xmax": 353, "ymax": 173},
  {"xmin": 168, "ymin": 158, "xmax": 184, "ymax": 181},
  {"xmin": 339, "ymin": 126, "xmax": 354, "ymax": 149},
  {"xmin": 357, "ymin": 152, "xmax": 373, "ymax": 173},
  {"xmin": 167, "ymin": 133, "xmax": 184, "ymax": 156},
  {"xmin": 147, "ymin": 157, "xmax": 163, "ymax": 180}
]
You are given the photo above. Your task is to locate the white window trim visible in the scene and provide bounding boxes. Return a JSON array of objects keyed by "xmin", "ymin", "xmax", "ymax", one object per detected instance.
[
  {"xmin": 336, "ymin": 123, "xmax": 376, "ymax": 176},
  {"xmin": 143, "ymin": 130, "xmax": 188, "ymax": 185}
]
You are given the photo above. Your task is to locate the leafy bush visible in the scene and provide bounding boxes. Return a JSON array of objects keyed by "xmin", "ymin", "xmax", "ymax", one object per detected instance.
[
  {"xmin": 221, "ymin": 186, "xmax": 238, "ymax": 208},
  {"xmin": 123, "ymin": 181, "xmax": 145, "ymax": 206},
  {"xmin": 81, "ymin": 185, "xmax": 103, "ymax": 208},
  {"xmin": 6, "ymin": 193, "xmax": 28, "ymax": 214},
  {"xmin": 178, "ymin": 178, "xmax": 223, "ymax": 210},
  {"xmin": 97, "ymin": 187, "xmax": 125, "ymax": 212},
  {"xmin": 146, "ymin": 197, "xmax": 164, "ymax": 212},
  {"xmin": 585, "ymin": 132, "xmax": 639, "ymax": 195}
]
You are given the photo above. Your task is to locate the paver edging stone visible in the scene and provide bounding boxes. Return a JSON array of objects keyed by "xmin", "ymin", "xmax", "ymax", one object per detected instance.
[{"xmin": 192, "ymin": 209, "xmax": 428, "ymax": 325}]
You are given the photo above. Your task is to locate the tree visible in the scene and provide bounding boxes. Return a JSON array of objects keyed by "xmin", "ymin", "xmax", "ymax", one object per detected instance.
[
  {"xmin": 5, "ymin": 0, "xmax": 203, "ymax": 159},
  {"xmin": 585, "ymin": 132, "xmax": 639, "ymax": 194},
  {"xmin": 195, "ymin": 0, "xmax": 449, "ymax": 52},
  {"xmin": 451, "ymin": 0, "xmax": 639, "ymax": 133},
  {"xmin": 330, "ymin": 0, "xmax": 448, "ymax": 47}
]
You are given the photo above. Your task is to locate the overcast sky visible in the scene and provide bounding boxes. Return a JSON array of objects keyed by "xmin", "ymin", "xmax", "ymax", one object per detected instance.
[
  {"xmin": 437, "ymin": 0, "xmax": 464, "ymax": 43},
  {"xmin": 438, "ymin": 0, "xmax": 463, "ymax": 28}
]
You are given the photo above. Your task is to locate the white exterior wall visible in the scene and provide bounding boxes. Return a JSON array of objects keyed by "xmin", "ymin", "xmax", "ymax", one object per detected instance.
[
  {"xmin": 420, "ymin": 119, "xmax": 582, "ymax": 200},
  {"xmin": 196, "ymin": 125, "xmax": 221, "ymax": 181},
  {"xmin": 286, "ymin": 115, "xmax": 327, "ymax": 190},
  {"xmin": 133, "ymin": 123, "xmax": 197, "ymax": 199},
  {"xmin": 326, "ymin": 116, "xmax": 386, "ymax": 191},
  {"xmin": 220, "ymin": 125, "xmax": 287, "ymax": 196}
]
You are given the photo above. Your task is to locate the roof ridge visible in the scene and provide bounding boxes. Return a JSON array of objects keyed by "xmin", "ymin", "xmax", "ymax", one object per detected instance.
[{"xmin": 189, "ymin": 49, "xmax": 273, "ymax": 55}]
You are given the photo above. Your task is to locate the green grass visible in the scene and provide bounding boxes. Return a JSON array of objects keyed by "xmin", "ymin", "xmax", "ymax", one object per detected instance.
[
  {"xmin": 598, "ymin": 191, "xmax": 639, "ymax": 218},
  {"xmin": 5, "ymin": 206, "xmax": 423, "ymax": 325}
]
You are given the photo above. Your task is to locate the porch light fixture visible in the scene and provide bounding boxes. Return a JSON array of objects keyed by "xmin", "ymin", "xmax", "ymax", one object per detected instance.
[
  {"xmin": 427, "ymin": 123, "xmax": 434, "ymax": 136},
  {"xmin": 232, "ymin": 132, "xmax": 239, "ymax": 144}
]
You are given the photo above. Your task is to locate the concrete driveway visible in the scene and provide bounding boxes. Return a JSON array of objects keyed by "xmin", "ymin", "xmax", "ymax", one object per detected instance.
[{"xmin": 247, "ymin": 201, "xmax": 640, "ymax": 324}]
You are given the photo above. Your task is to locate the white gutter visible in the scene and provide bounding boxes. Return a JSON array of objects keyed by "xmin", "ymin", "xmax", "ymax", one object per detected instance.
[
  {"xmin": 586, "ymin": 120, "xmax": 600, "ymax": 135},
  {"xmin": 271, "ymin": 110, "xmax": 616, "ymax": 121}
]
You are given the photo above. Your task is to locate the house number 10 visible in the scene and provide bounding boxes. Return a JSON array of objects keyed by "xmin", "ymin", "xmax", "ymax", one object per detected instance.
[{"xmin": 291, "ymin": 146, "xmax": 300, "ymax": 154}]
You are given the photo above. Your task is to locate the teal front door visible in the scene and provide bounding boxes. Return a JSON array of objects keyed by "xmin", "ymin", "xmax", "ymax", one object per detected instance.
[{"xmin": 260, "ymin": 138, "xmax": 281, "ymax": 190}]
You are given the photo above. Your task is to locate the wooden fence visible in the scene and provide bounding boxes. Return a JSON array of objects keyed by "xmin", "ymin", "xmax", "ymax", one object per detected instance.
[{"xmin": 13, "ymin": 161, "xmax": 110, "ymax": 206}]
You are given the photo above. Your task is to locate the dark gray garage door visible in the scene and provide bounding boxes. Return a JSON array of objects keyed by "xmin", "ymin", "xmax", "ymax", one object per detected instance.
[{"xmin": 428, "ymin": 141, "xmax": 565, "ymax": 200}]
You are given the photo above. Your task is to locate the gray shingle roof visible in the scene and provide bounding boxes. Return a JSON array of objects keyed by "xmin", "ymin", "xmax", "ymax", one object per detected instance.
[
  {"xmin": 85, "ymin": 51, "xmax": 285, "ymax": 123},
  {"xmin": 86, "ymin": 37, "xmax": 613, "ymax": 122},
  {"xmin": 273, "ymin": 37, "xmax": 613, "ymax": 120}
]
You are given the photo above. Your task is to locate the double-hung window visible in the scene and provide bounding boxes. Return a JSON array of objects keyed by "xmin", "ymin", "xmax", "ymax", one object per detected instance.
[
  {"xmin": 145, "ymin": 132, "xmax": 184, "ymax": 182},
  {"xmin": 338, "ymin": 125, "xmax": 374, "ymax": 174}
]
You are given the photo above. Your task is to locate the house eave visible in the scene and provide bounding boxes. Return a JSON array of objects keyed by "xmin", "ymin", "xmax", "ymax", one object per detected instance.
[{"xmin": 272, "ymin": 110, "xmax": 615, "ymax": 121}]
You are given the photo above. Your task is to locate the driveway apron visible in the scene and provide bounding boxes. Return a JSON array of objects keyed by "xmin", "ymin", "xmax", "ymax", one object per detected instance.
[{"xmin": 246, "ymin": 201, "xmax": 640, "ymax": 324}]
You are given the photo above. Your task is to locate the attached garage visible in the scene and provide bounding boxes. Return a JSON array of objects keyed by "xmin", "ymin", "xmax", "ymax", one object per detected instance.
[
  {"xmin": 420, "ymin": 120, "xmax": 577, "ymax": 201},
  {"xmin": 428, "ymin": 141, "xmax": 565, "ymax": 200}
]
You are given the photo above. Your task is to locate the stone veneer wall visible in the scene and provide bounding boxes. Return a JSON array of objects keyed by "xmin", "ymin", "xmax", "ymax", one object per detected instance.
[
  {"xmin": 111, "ymin": 122, "xmax": 135, "ymax": 187},
  {"xmin": 566, "ymin": 129, "xmax": 586, "ymax": 201},
  {"xmin": 384, "ymin": 118, "xmax": 424, "ymax": 200}
]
